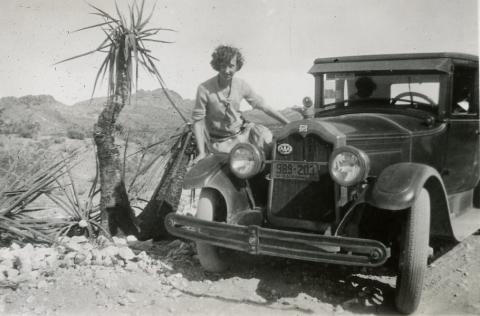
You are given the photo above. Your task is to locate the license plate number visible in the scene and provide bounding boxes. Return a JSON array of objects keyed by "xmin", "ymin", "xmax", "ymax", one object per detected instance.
[{"xmin": 272, "ymin": 162, "xmax": 320, "ymax": 181}]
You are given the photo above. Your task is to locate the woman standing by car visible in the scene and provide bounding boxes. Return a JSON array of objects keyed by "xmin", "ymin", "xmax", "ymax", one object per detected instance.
[{"xmin": 191, "ymin": 45, "xmax": 290, "ymax": 162}]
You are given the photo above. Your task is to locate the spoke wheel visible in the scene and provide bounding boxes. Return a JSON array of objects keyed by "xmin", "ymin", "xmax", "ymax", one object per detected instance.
[{"xmin": 395, "ymin": 188, "xmax": 430, "ymax": 314}]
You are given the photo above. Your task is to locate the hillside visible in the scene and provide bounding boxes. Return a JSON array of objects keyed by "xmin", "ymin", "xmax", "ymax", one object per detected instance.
[
  {"xmin": 0, "ymin": 91, "xmax": 302, "ymax": 138},
  {"xmin": 0, "ymin": 90, "xmax": 192, "ymax": 137}
]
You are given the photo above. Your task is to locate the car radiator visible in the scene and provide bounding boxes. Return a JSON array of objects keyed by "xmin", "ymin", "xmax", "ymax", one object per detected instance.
[{"xmin": 269, "ymin": 133, "xmax": 335, "ymax": 223}]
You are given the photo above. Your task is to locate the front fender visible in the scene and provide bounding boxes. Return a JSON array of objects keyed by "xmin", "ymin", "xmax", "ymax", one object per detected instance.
[
  {"xmin": 183, "ymin": 153, "xmax": 250, "ymax": 219},
  {"xmin": 366, "ymin": 163, "xmax": 443, "ymax": 211},
  {"xmin": 183, "ymin": 154, "xmax": 229, "ymax": 189}
]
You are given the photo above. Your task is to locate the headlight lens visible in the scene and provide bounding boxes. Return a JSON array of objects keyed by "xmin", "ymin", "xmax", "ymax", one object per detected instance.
[
  {"xmin": 229, "ymin": 143, "xmax": 264, "ymax": 179},
  {"xmin": 329, "ymin": 146, "xmax": 369, "ymax": 186}
]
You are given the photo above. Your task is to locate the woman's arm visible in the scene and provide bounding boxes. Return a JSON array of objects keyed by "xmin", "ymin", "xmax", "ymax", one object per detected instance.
[
  {"xmin": 192, "ymin": 120, "xmax": 207, "ymax": 162},
  {"xmin": 191, "ymin": 85, "xmax": 209, "ymax": 163},
  {"xmin": 257, "ymin": 103, "xmax": 290, "ymax": 124}
]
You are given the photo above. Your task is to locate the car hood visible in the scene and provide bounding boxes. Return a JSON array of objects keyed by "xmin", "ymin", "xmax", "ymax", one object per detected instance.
[
  {"xmin": 275, "ymin": 112, "xmax": 446, "ymax": 176},
  {"xmin": 317, "ymin": 112, "xmax": 439, "ymax": 139}
]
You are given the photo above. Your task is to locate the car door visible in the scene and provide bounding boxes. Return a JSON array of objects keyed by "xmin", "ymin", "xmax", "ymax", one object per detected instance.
[{"xmin": 442, "ymin": 66, "xmax": 479, "ymax": 195}]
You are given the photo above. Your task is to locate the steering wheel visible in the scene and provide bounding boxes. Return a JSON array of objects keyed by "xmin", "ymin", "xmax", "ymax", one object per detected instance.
[{"xmin": 391, "ymin": 91, "xmax": 435, "ymax": 105}]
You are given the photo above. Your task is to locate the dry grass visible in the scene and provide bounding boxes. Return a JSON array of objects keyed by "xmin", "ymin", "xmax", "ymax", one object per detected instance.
[{"xmin": 0, "ymin": 128, "xmax": 192, "ymax": 246}]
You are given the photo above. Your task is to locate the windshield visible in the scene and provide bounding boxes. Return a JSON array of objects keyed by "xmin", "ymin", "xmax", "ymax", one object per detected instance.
[{"xmin": 322, "ymin": 72, "xmax": 443, "ymax": 112}]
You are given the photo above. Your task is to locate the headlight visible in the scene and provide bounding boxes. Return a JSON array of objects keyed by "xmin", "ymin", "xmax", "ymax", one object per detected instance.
[
  {"xmin": 229, "ymin": 143, "xmax": 264, "ymax": 179},
  {"xmin": 329, "ymin": 146, "xmax": 370, "ymax": 186}
]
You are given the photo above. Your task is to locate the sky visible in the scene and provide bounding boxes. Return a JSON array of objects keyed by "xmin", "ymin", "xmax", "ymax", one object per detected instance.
[{"xmin": 0, "ymin": 0, "xmax": 478, "ymax": 110}]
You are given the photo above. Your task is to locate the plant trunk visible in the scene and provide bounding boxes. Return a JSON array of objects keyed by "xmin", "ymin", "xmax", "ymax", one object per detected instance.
[
  {"xmin": 93, "ymin": 50, "xmax": 138, "ymax": 237},
  {"xmin": 137, "ymin": 128, "xmax": 193, "ymax": 240}
]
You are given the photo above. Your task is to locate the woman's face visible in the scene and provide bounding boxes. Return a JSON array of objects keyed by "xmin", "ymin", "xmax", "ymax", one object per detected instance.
[{"xmin": 218, "ymin": 55, "xmax": 238, "ymax": 83}]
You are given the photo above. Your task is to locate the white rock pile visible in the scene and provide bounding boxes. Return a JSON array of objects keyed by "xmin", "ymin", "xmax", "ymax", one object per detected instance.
[{"xmin": 0, "ymin": 235, "xmax": 166, "ymax": 286}]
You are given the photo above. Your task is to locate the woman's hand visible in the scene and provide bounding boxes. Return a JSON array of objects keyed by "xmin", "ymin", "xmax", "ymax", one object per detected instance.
[{"xmin": 192, "ymin": 152, "xmax": 208, "ymax": 165}]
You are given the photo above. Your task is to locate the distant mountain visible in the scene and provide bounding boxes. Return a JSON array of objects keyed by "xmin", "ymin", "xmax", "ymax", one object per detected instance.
[
  {"xmin": 0, "ymin": 89, "xmax": 302, "ymax": 137},
  {"xmin": 0, "ymin": 89, "xmax": 193, "ymax": 136}
]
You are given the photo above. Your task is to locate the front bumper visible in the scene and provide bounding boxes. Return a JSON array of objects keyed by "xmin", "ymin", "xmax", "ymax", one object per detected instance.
[{"xmin": 165, "ymin": 213, "xmax": 390, "ymax": 267}]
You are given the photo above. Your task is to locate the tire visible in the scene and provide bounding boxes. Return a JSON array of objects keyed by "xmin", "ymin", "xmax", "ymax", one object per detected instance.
[
  {"xmin": 473, "ymin": 180, "xmax": 480, "ymax": 208},
  {"xmin": 195, "ymin": 189, "xmax": 229, "ymax": 273},
  {"xmin": 395, "ymin": 188, "xmax": 430, "ymax": 314}
]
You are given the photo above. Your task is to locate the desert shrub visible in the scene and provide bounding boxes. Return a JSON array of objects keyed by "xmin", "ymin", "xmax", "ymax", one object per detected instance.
[
  {"xmin": 54, "ymin": 137, "xmax": 66, "ymax": 144},
  {"xmin": 0, "ymin": 120, "xmax": 40, "ymax": 138},
  {"xmin": 66, "ymin": 126, "xmax": 85, "ymax": 140},
  {"xmin": 0, "ymin": 139, "xmax": 57, "ymax": 188},
  {"xmin": 15, "ymin": 121, "xmax": 40, "ymax": 138}
]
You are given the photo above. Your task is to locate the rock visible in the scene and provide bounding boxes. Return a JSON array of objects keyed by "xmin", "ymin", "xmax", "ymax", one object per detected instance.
[
  {"xmin": 23, "ymin": 244, "xmax": 35, "ymax": 254},
  {"xmin": 117, "ymin": 247, "xmax": 135, "ymax": 261},
  {"xmin": 36, "ymin": 280, "xmax": 48, "ymax": 289},
  {"xmin": 0, "ymin": 249, "xmax": 15, "ymax": 266},
  {"xmin": 65, "ymin": 251, "xmax": 77, "ymax": 260},
  {"xmin": 74, "ymin": 253, "xmax": 87, "ymax": 265},
  {"xmin": 101, "ymin": 246, "xmax": 119, "ymax": 258},
  {"xmin": 55, "ymin": 245, "xmax": 67, "ymax": 255},
  {"xmin": 45, "ymin": 255, "xmax": 58, "ymax": 269},
  {"xmin": 0, "ymin": 264, "xmax": 10, "ymax": 274},
  {"xmin": 96, "ymin": 236, "xmax": 112, "ymax": 247},
  {"xmin": 113, "ymin": 237, "xmax": 127, "ymax": 246},
  {"xmin": 335, "ymin": 305, "xmax": 345, "ymax": 314},
  {"xmin": 126, "ymin": 235, "xmax": 137, "ymax": 243},
  {"xmin": 70, "ymin": 236, "xmax": 88, "ymax": 244},
  {"xmin": 14, "ymin": 253, "xmax": 32, "ymax": 274},
  {"xmin": 91, "ymin": 249, "xmax": 101, "ymax": 260},
  {"xmin": 29, "ymin": 271, "xmax": 40, "ymax": 280},
  {"xmin": 126, "ymin": 293, "xmax": 137, "ymax": 303},
  {"xmin": 136, "ymin": 251, "xmax": 150, "ymax": 262},
  {"xmin": 81, "ymin": 243, "xmax": 94, "ymax": 252},
  {"xmin": 33, "ymin": 305, "xmax": 46, "ymax": 314},
  {"xmin": 64, "ymin": 242, "xmax": 82, "ymax": 252},
  {"xmin": 5, "ymin": 268, "xmax": 19, "ymax": 279},
  {"xmin": 125, "ymin": 262, "xmax": 139, "ymax": 271},
  {"xmin": 102, "ymin": 256, "xmax": 113, "ymax": 267},
  {"xmin": 10, "ymin": 243, "xmax": 21, "ymax": 251}
]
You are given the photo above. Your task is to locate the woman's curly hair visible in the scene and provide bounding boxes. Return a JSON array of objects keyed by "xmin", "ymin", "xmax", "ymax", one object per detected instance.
[{"xmin": 210, "ymin": 45, "xmax": 244, "ymax": 71}]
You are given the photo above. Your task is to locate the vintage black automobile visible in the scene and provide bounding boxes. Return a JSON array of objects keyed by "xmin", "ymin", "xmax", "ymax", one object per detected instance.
[{"xmin": 165, "ymin": 53, "xmax": 479, "ymax": 314}]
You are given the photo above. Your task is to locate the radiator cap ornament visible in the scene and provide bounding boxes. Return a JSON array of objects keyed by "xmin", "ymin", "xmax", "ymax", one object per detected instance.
[{"xmin": 277, "ymin": 143, "xmax": 293, "ymax": 155}]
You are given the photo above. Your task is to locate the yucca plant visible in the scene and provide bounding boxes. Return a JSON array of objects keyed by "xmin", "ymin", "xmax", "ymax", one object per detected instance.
[
  {"xmin": 0, "ymin": 151, "xmax": 83, "ymax": 245},
  {"xmin": 56, "ymin": 0, "xmax": 188, "ymax": 236}
]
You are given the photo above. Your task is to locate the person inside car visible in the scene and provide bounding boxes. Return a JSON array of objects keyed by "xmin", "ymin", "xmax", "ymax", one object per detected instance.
[
  {"xmin": 349, "ymin": 76, "xmax": 377, "ymax": 104},
  {"xmin": 191, "ymin": 45, "xmax": 290, "ymax": 163}
]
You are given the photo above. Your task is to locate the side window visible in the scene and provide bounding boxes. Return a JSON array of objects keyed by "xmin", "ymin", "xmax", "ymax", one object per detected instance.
[{"xmin": 452, "ymin": 67, "xmax": 478, "ymax": 116}]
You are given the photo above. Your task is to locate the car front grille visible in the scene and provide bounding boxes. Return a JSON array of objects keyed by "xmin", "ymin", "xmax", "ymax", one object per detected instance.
[{"xmin": 270, "ymin": 133, "xmax": 335, "ymax": 223}]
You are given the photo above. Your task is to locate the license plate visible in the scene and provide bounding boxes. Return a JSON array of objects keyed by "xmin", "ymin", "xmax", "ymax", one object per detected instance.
[{"xmin": 272, "ymin": 162, "xmax": 321, "ymax": 181}]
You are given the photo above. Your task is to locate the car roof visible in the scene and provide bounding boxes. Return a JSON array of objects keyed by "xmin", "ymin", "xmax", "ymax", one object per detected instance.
[{"xmin": 309, "ymin": 52, "xmax": 478, "ymax": 74}]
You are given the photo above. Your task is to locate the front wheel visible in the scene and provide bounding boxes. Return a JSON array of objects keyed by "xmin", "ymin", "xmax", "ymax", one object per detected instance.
[
  {"xmin": 195, "ymin": 189, "xmax": 229, "ymax": 273},
  {"xmin": 395, "ymin": 188, "xmax": 430, "ymax": 314}
]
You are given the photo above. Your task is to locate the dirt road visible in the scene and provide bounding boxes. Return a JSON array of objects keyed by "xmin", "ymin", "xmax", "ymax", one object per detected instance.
[{"xmin": 1, "ymin": 233, "xmax": 479, "ymax": 316}]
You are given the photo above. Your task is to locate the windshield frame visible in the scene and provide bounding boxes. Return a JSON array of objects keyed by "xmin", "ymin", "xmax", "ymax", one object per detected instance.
[{"xmin": 313, "ymin": 71, "xmax": 449, "ymax": 118}]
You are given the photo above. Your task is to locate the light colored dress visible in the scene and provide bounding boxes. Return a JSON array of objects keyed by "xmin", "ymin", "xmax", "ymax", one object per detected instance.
[{"xmin": 192, "ymin": 76, "xmax": 273, "ymax": 156}]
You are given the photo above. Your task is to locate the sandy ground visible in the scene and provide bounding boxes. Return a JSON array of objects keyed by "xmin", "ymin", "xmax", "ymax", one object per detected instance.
[
  {"xmin": 0, "ymin": 232, "xmax": 479, "ymax": 316},
  {"xmin": 1, "ymin": 136, "xmax": 478, "ymax": 315}
]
